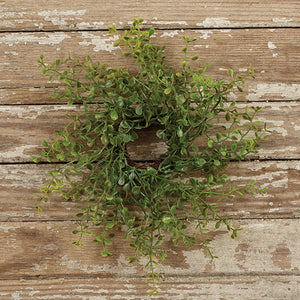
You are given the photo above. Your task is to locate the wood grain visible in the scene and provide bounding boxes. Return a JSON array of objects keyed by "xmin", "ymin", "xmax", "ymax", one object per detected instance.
[
  {"xmin": 0, "ymin": 1, "xmax": 299, "ymax": 32},
  {"xmin": 0, "ymin": 276, "xmax": 299, "ymax": 299},
  {"xmin": 0, "ymin": 219, "xmax": 299, "ymax": 280},
  {"xmin": 1, "ymin": 161, "xmax": 299, "ymax": 222},
  {"xmin": 0, "ymin": 29, "xmax": 300, "ymax": 90},
  {"xmin": 0, "ymin": 102, "xmax": 299, "ymax": 162}
]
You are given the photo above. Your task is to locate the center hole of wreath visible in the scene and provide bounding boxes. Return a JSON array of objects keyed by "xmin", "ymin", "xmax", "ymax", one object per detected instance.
[{"xmin": 126, "ymin": 126, "xmax": 168, "ymax": 168}]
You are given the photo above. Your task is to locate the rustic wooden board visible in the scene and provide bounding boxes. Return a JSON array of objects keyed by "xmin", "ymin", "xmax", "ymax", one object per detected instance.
[
  {"xmin": 0, "ymin": 219, "xmax": 299, "ymax": 280},
  {"xmin": 0, "ymin": 102, "xmax": 299, "ymax": 162},
  {"xmin": 0, "ymin": 275, "xmax": 299, "ymax": 299},
  {"xmin": 1, "ymin": 161, "xmax": 299, "ymax": 222},
  {"xmin": 0, "ymin": 29, "xmax": 300, "ymax": 91},
  {"xmin": 0, "ymin": 0, "xmax": 299, "ymax": 32},
  {"xmin": 2, "ymin": 82, "xmax": 300, "ymax": 105}
]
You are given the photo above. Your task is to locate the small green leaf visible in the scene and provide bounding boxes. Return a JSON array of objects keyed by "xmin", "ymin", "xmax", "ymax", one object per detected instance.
[
  {"xmin": 227, "ymin": 69, "xmax": 234, "ymax": 78},
  {"xmin": 164, "ymin": 87, "xmax": 172, "ymax": 95},
  {"xmin": 135, "ymin": 105, "xmax": 143, "ymax": 115},
  {"xmin": 149, "ymin": 28, "xmax": 155, "ymax": 36},
  {"xmin": 162, "ymin": 216, "xmax": 172, "ymax": 224},
  {"xmin": 225, "ymin": 112, "xmax": 231, "ymax": 121},
  {"xmin": 106, "ymin": 221, "xmax": 115, "ymax": 229},
  {"xmin": 42, "ymin": 140, "xmax": 48, "ymax": 147},
  {"xmin": 207, "ymin": 174, "xmax": 214, "ymax": 184},
  {"xmin": 177, "ymin": 128, "xmax": 183, "ymax": 137},
  {"xmin": 208, "ymin": 139, "xmax": 214, "ymax": 148},
  {"xmin": 110, "ymin": 110, "xmax": 118, "ymax": 121}
]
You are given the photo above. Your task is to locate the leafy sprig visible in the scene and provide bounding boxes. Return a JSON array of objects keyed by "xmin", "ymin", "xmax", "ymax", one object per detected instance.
[{"xmin": 32, "ymin": 18, "xmax": 268, "ymax": 296}]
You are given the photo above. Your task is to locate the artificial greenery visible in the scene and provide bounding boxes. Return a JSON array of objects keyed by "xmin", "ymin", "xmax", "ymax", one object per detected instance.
[{"xmin": 32, "ymin": 18, "xmax": 268, "ymax": 296}]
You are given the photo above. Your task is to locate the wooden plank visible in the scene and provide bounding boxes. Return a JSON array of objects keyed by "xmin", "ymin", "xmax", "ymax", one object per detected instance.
[
  {"xmin": 0, "ymin": 219, "xmax": 299, "ymax": 280},
  {"xmin": 1, "ymin": 82, "xmax": 300, "ymax": 105},
  {"xmin": 0, "ymin": 275, "xmax": 299, "ymax": 299},
  {"xmin": 0, "ymin": 102, "xmax": 299, "ymax": 163},
  {"xmin": 1, "ymin": 160, "xmax": 299, "ymax": 222},
  {"xmin": 0, "ymin": 1, "xmax": 300, "ymax": 32},
  {"xmin": 0, "ymin": 29, "xmax": 300, "ymax": 91}
]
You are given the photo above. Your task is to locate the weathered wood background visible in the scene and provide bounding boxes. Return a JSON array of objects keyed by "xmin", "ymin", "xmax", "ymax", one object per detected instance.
[{"xmin": 1, "ymin": 1, "xmax": 300, "ymax": 299}]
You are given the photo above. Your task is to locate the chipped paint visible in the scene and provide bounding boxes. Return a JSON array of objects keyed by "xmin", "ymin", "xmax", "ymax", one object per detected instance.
[
  {"xmin": 4, "ymin": 50, "xmax": 18, "ymax": 55},
  {"xmin": 151, "ymin": 20, "xmax": 188, "ymax": 26},
  {"xmin": 160, "ymin": 30, "xmax": 179, "ymax": 38},
  {"xmin": 0, "ymin": 145, "xmax": 36, "ymax": 160},
  {"xmin": 0, "ymin": 105, "xmax": 78, "ymax": 120},
  {"xmin": 228, "ymin": 171, "xmax": 288, "ymax": 189},
  {"xmin": 246, "ymin": 83, "xmax": 300, "ymax": 101},
  {"xmin": 0, "ymin": 224, "xmax": 16, "ymax": 233},
  {"xmin": 0, "ymin": 10, "xmax": 27, "ymax": 28},
  {"xmin": 38, "ymin": 9, "xmax": 86, "ymax": 27},
  {"xmin": 79, "ymin": 32, "xmax": 119, "ymax": 52},
  {"xmin": 272, "ymin": 18, "xmax": 293, "ymax": 24},
  {"xmin": 0, "ymin": 32, "xmax": 70, "ymax": 46},
  {"xmin": 268, "ymin": 41, "xmax": 277, "ymax": 50},
  {"xmin": 76, "ymin": 21, "xmax": 105, "ymax": 30},
  {"xmin": 197, "ymin": 17, "xmax": 231, "ymax": 28},
  {"xmin": 59, "ymin": 254, "xmax": 137, "ymax": 276}
]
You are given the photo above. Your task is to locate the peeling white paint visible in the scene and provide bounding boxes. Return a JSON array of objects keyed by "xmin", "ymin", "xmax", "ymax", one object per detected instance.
[
  {"xmin": 268, "ymin": 41, "xmax": 277, "ymax": 50},
  {"xmin": 197, "ymin": 17, "xmax": 231, "ymax": 28},
  {"xmin": 4, "ymin": 50, "xmax": 19, "ymax": 55},
  {"xmin": 11, "ymin": 291, "xmax": 21, "ymax": 300},
  {"xmin": 151, "ymin": 20, "xmax": 188, "ymax": 26},
  {"xmin": 198, "ymin": 31, "xmax": 213, "ymax": 40},
  {"xmin": 246, "ymin": 83, "xmax": 300, "ymax": 101},
  {"xmin": 0, "ymin": 145, "xmax": 36, "ymax": 160},
  {"xmin": 59, "ymin": 254, "xmax": 137, "ymax": 275},
  {"xmin": 0, "ymin": 105, "xmax": 78, "ymax": 120},
  {"xmin": 0, "ymin": 10, "xmax": 27, "ymax": 28},
  {"xmin": 160, "ymin": 30, "xmax": 179, "ymax": 38},
  {"xmin": 0, "ymin": 224, "xmax": 16, "ymax": 233},
  {"xmin": 79, "ymin": 32, "xmax": 119, "ymax": 52},
  {"xmin": 76, "ymin": 21, "xmax": 105, "ymax": 30},
  {"xmin": 272, "ymin": 18, "xmax": 293, "ymax": 24},
  {"xmin": 0, "ymin": 32, "xmax": 70, "ymax": 46},
  {"xmin": 229, "ymin": 171, "xmax": 288, "ymax": 189},
  {"xmin": 38, "ymin": 9, "xmax": 86, "ymax": 27},
  {"xmin": 42, "ymin": 244, "xmax": 60, "ymax": 251}
]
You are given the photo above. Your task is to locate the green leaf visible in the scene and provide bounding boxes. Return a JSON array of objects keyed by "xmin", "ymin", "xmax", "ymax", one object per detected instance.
[
  {"xmin": 214, "ymin": 160, "xmax": 221, "ymax": 166},
  {"xmin": 149, "ymin": 28, "xmax": 155, "ymax": 36},
  {"xmin": 162, "ymin": 216, "xmax": 172, "ymax": 224},
  {"xmin": 207, "ymin": 140, "xmax": 214, "ymax": 148},
  {"xmin": 164, "ymin": 87, "xmax": 172, "ymax": 95},
  {"xmin": 106, "ymin": 221, "xmax": 115, "ymax": 229},
  {"xmin": 225, "ymin": 112, "xmax": 231, "ymax": 121},
  {"xmin": 177, "ymin": 128, "xmax": 183, "ymax": 138},
  {"xmin": 135, "ymin": 105, "xmax": 143, "ymax": 115},
  {"xmin": 156, "ymin": 129, "xmax": 164, "ymax": 138},
  {"xmin": 207, "ymin": 174, "xmax": 214, "ymax": 184},
  {"xmin": 42, "ymin": 140, "xmax": 49, "ymax": 147},
  {"xmin": 175, "ymin": 95, "xmax": 186, "ymax": 105},
  {"xmin": 227, "ymin": 69, "xmax": 234, "ymax": 78},
  {"xmin": 110, "ymin": 110, "xmax": 118, "ymax": 121}
]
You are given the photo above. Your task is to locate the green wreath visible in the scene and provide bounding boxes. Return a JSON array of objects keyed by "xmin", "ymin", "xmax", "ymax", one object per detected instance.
[{"xmin": 33, "ymin": 18, "xmax": 268, "ymax": 296}]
